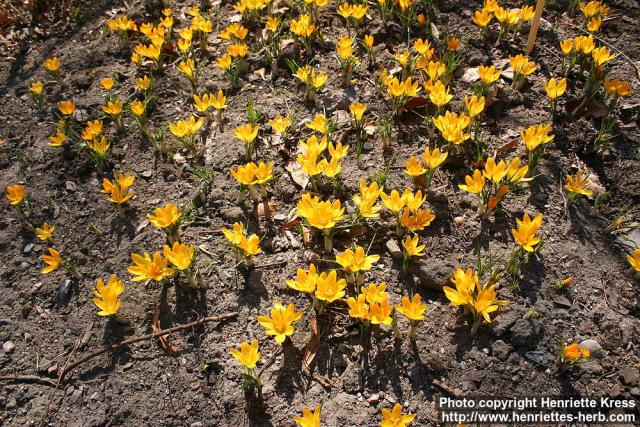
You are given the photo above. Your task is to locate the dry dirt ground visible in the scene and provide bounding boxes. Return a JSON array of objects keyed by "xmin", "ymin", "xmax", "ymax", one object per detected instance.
[{"xmin": 1, "ymin": 0, "xmax": 640, "ymax": 425}]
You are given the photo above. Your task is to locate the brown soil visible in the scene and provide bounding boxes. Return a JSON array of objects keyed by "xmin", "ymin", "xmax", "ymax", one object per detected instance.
[{"xmin": 1, "ymin": 0, "xmax": 640, "ymax": 426}]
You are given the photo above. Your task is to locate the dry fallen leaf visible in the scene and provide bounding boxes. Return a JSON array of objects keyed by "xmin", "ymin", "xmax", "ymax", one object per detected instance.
[
  {"xmin": 302, "ymin": 316, "xmax": 320, "ymax": 372},
  {"xmin": 136, "ymin": 219, "xmax": 149, "ymax": 233},
  {"xmin": 254, "ymin": 199, "xmax": 277, "ymax": 221},
  {"xmin": 152, "ymin": 308, "xmax": 177, "ymax": 357},
  {"xmin": 285, "ymin": 161, "xmax": 310, "ymax": 189},
  {"xmin": 460, "ymin": 67, "xmax": 479, "ymax": 83}
]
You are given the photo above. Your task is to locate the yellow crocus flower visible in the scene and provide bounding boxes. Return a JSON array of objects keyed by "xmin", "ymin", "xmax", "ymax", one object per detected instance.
[
  {"xmin": 511, "ymin": 212, "xmax": 543, "ymax": 252},
  {"xmin": 148, "ymin": 204, "xmax": 181, "ymax": 229},
  {"xmin": 544, "ymin": 77, "xmax": 567, "ymax": 100},
  {"xmin": 335, "ymin": 246, "xmax": 380, "ymax": 273},
  {"xmin": 93, "ymin": 275, "xmax": 125, "ymax": 316},
  {"xmin": 459, "ymin": 169, "xmax": 485, "ymax": 193},
  {"xmin": 564, "ymin": 170, "xmax": 593, "ymax": 196},
  {"xmin": 163, "ymin": 242, "xmax": 195, "ymax": 270},
  {"xmin": 35, "ymin": 222, "xmax": 55, "ymax": 241},
  {"xmin": 396, "ymin": 293, "xmax": 427, "ymax": 321},
  {"xmin": 230, "ymin": 339, "xmax": 261, "ymax": 369},
  {"xmin": 293, "ymin": 406, "xmax": 321, "ymax": 427},
  {"xmin": 257, "ymin": 302, "xmax": 303, "ymax": 344},
  {"xmin": 402, "ymin": 234, "xmax": 425, "ymax": 258},
  {"xmin": 41, "ymin": 247, "xmax": 61, "ymax": 274}
]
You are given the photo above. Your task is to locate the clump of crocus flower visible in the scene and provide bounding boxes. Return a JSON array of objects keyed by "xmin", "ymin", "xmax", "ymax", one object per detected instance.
[
  {"xmin": 230, "ymin": 339, "xmax": 262, "ymax": 391},
  {"xmin": 40, "ymin": 247, "xmax": 79, "ymax": 278},
  {"xmin": 294, "ymin": 65, "xmax": 328, "ymax": 102},
  {"xmin": 405, "ymin": 147, "xmax": 448, "ymax": 188},
  {"xmin": 230, "ymin": 161, "xmax": 274, "ymax": 202},
  {"xmin": 564, "ymin": 169, "xmax": 593, "ymax": 203},
  {"xmin": 509, "ymin": 54, "xmax": 536, "ymax": 90},
  {"xmin": 384, "ymin": 75, "xmax": 421, "ymax": 117},
  {"xmin": 432, "ymin": 111, "xmax": 472, "ymax": 148},
  {"xmin": 164, "ymin": 242, "xmax": 198, "ymax": 286},
  {"xmin": 101, "ymin": 172, "xmax": 135, "ymax": 217},
  {"xmin": 290, "ymin": 13, "xmax": 317, "ymax": 58},
  {"xmin": 349, "ymin": 102, "xmax": 367, "ymax": 149},
  {"xmin": 44, "ymin": 56, "xmax": 61, "ymax": 80},
  {"xmin": 352, "ymin": 179, "xmax": 382, "ymax": 221},
  {"xmin": 293, "ymin": 406, "xmax": 321, "ymax": 427},
  {"xmin": 544, "ymin": 77, "xmax": 567, "ymax": 116},
  {"xmin": 458, "ymin": 156, "xmax": 529, "ymax": 218},
  {"xmin": 107, "ymin": 16, "xmax": 137, "ymax": 42},
  {"xmin": 595, "ymin": 78, "xmax": 632, "ymax": 151},
  {"xmin": 102, "ymin": 99, "xmax": 125, "ymax": 132},
  {"xmin": 169, "ymin": 116, "xmax": 204, "ymax": 154},
  {"xmin": 148, "ymin": 203, "xmax": 181, "ymax": 244},
  {"xmin": 558, "ymin": 342, "xmax": 590, "ymax": 367},
  {"xmin": 477, "ymin": 64, "xmax": 502, "ymax": 100},
  {"xmin": 507, "ymin": 213, "xmax": 543, "ymax": 276},
  {"xmin": 41, "ymin": 247, "xmax": 62, "ymax": 274},
  {"xmin": 222, "ymin": 222, "xmax": 262, "ymax": 268},
  {"xmin": 521, "ymin": 123, "xmax": 554, "ymax": 175},
  {"xmin": 380, "ymin": 403, "xmax": 415, "ymax": 426},
  {"xmin": 35, "ymin": 222, "xmax": 55, "ymax": 241},
  {"xmin": 443, "ymin": 267, "xmax": 508, "ymax": 334},
  {"xmin": 268, "ymin": 114, "xmax": 291, "ymax": 141},
  {"xmin": 380, "ymin": 188, "xmax": 429, "ymax": 236},
  {"xmin": 127, "ymin": 251, "xmax": 175, "ymax": 283},
  {"xmin": 401, "ymin": 234, "xmax": 425, "ymax": 273},
  {"xmin": 348, "ymin": 282, "xmax": 393, "ymax": 356},
  {"xmin": 257, "ymin": 302, "xmax": 303, "ymax": 344},
  {"xmin": 234, "ymin": 123, "xmax": 260, "ymax": 161},
  {"xmin": 93, "ymin": 275, "xmax": 125, "ymax": 318},
  {"xmin": 5, "ymin": 184, "xmax": 31, "ymax": 222},
  {"xmin": 297, "ymin": 192, "xmax": 345, "ymax": 253},
  {"xmin": 194, "ymin": 89, "xmax": 227, "ymax": 127},
  {"xmin": 336, "ymin": 246, "xmax": 379, "ymax": 286},
  {"xmin": 395, "ymin": 293, "xmax": 427, "ymax": 339},
  {"xmin": 28, "ymin": 81, "xmax": 44, "ymax": 111},
  {"xmin": 177, "ymin": 58, "xmax": 199, "ymax": 92}
]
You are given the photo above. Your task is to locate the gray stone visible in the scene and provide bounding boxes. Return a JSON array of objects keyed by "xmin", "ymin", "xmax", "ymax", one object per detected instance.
[
  {"xmin": 219, "ymin": 206, "xmax": 244, "ymax": 222},
  {"xmin": 3, "ymin": 341, "xmax": 15, "ymax": 353},
  {"xmin": 367, "ymin": 393, "xmax": 380, "ymax": 404},
  {"xmin": 65, "ymin": 181, "xmax": 77, "ymax": 192},
  {"xmin": 617, "ymin": 229, "xmax": 640, "ymax": 250},
  {"xmin": 57, "ymin": 280, "xmax": 73, "ymax": 306},
  {"xmin": 552, "ymin": 294, "xmax": 572, "ymax": 308},
  {"xmin": 620, "ymin": 367, "xmax": 639, "ymax": 386},
  {"xmin": 6, "ymin": 396, "xmax": 17, "ymax": 409},
  {"xmin": 491, "ymin": 310, "xmax": 520, "ymax": 337},
  {"xmin": 609, "ymin": 384, "xmax": 621, "ymax": 398},
  {"xmin": 524, "ymin": 351, "xmax": 548, "ymax": 367},
  {"xmin": 492, "ymin": 340, "xmax": 512, "ymax": 361},
  {"xmin": 579, "ymin": 339, "xmax": 604, "ymax": 359},
  {"xmin": 413, "ymin": 258, "xmax": 455, "ymax": 291},
  {"xmin": 510, "ymin": 318, "xmax": 540, "ymax": 347},
  {"xmin": 385, "ymin": 239, "xmax": 402, "ymax": 260}
]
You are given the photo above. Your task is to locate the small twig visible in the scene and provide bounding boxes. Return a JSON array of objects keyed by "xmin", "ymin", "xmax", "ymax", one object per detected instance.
[
  {"xmin": 61, "ymin": 312, "xmax": 238, "ymax": 379},
  {"xmin": 258, "ymin": 347, "xmax": 283, "ymax": 377},
  {"xmin": 40, "ymin": 338, "xmax": 81, "ymax": 426},
  {"xmin": 432, "ymin": 379, "xmax": 461, "ymax": 397},
  {"xmin": 559, "ymin": 175, "xmax": 568, "ymax": 217},
  {"xmin": 0, "ymin": 312, "xmax": 239, "ymax": 386},
  {"xmin": 526, "ymin": 0, "xmax": 546, "ymax": 55},
  {"xmin": 253, "ymin": 259, "xmax": 288, "ymax": 269},
  {"xmin": 0, "ymin": 374, "xmax": 56, "ymax": 386}
]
